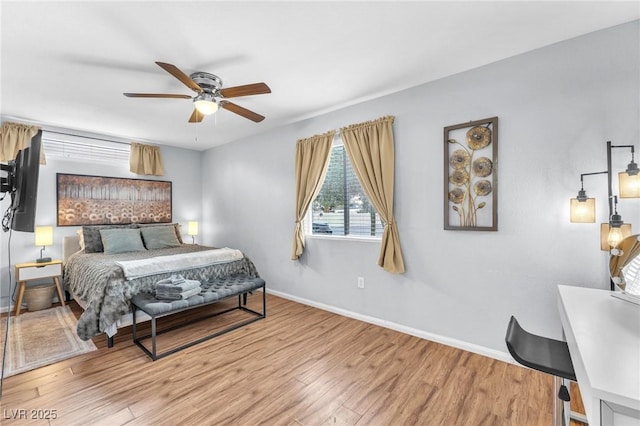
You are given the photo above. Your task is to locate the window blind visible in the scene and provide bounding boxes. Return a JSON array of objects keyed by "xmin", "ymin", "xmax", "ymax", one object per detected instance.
[
  {"xmin": 310, "ymin": 141, "xmax": 383, "ymax": 238},
  {"xmin": 42, "ymin": 132, "xmax": 130, "ymax": 164}
]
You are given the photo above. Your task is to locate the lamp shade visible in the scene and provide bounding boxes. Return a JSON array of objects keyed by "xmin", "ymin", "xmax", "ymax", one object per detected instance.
[
  {"xmin": 194, "ymin": 92, "xmax": 218, "ymax": 115},
  {"xmin": 187, "ymin": 221, "xmax": 199, "ymax": 236},
  {"xmin": 194, "ymin": 100, "xmax": 218, "ymax": 115},
  {"xmin": 600, "ymin": 223, "xmax": 632, "ymax": 251},
  {"xmin": 570, "ymin": 198, "xmax": 596, "ymax": 223},
  {"xmin": 34, "ymin": 226, "xmax": 53, "ymax": 247},
  {"xmin": 618, "ymin": 171, "xmax": 640, "ymax": 198}
]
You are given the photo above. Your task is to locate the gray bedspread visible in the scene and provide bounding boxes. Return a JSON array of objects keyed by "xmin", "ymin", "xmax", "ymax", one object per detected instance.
[{"xmin": 63, "ymin": 245, "xmax": 259, "ymax": 340}]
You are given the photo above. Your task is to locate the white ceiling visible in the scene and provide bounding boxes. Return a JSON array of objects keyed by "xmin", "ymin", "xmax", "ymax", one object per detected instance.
[{"xmin": 1, "ymin": 1, "xmax": 639, "ymax": 151}]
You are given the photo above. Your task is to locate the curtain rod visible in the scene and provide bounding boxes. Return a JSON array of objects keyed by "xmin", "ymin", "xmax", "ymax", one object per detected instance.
[{"xmin": 1, "ymin": 115, "xmax": 159, "ymax": 147}]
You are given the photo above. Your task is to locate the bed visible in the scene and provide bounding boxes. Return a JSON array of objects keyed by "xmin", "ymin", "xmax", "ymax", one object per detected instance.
[{"xmin": 62, "ymin": 224, "xmax": 259, "ymax": 343}]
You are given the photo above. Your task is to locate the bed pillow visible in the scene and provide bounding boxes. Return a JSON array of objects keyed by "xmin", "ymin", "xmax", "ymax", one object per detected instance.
[
  {"xmin": 82, "ymin": 224, "xmax": 138, "ymax": 253},
  {"xmin": 77, "ymin": 228, "xmax": 85, "ymax": 250},
  {"xmin": 137, "ymin": 223, "xmax": 184, "ymax": 244},
  {"xmin": 140, "ymin": 225, "xmax": 182, "ymax": 249},
  {"xmin": 99, "ymin": 228, "xmax": 147, "ymax": 254}
]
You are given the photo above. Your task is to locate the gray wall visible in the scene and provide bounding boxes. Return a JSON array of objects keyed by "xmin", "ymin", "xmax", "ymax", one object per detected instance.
[
  {"xmin": 201, "ymin": 21, "xmax": 640, "ymax": 357},
  {"xmin": 0, "ymin": 142, "xmax": 202, "ymax": 310}
]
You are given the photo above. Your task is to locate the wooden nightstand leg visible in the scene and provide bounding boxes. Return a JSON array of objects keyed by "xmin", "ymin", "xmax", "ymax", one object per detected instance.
[
  {"xmin": 53, "ymin": 276, "xmax": 65, "ymax": 307},
  {"xmin": 15, "ymin": 281, "xmax": 27, "ymax": 316}
]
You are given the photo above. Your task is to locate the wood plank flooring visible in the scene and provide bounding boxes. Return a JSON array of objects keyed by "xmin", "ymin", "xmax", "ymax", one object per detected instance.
[{"xmin": 1, "ymin": 293, "xmax": 584, "ymax": 425}]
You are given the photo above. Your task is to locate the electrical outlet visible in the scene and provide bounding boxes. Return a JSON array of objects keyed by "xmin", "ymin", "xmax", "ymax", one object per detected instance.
[{"xmin": 357, "ymin": 277, "xmax": 365, "ymax": 289}]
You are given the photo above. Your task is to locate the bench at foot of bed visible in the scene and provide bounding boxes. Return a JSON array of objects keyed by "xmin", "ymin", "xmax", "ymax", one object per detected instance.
[{"xmin": 131, "ymin": 275, "xmax": 266, "ymax": 361}]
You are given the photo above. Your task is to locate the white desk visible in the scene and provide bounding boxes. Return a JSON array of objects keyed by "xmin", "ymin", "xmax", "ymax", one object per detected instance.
[{"xmin": 557, "ymin": 285, "xmax": 640, "ymax": 425}]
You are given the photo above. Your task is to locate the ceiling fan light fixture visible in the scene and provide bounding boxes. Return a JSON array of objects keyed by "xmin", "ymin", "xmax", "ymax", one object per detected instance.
[
  {"xmin": 194, "ymin": 93, "xmax": 218, "ymax": 115},
  {"xmin": 126, "ymin": 62, "xmax": 269, "ymax": 122}
]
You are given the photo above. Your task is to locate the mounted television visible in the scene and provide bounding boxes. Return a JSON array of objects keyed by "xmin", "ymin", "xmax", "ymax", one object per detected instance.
[{"xmin": 0, "ymin": 130, "xmax": 42, "ymax": 232}]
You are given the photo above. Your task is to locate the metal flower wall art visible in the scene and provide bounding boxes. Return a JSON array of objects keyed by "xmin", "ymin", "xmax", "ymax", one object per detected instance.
[{"xmin": 444, "ymin": 117, "xmax": 498, "ymax": 231}]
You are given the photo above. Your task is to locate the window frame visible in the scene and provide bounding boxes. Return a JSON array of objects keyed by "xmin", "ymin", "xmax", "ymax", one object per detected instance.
[{"xmin": 304, "ymin": 137, "xmax": 382, "ymax": 242}]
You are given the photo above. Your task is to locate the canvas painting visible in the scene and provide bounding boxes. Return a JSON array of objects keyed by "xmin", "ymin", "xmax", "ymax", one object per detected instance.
[{"xmin": 56, "ymin": 173, "xmax": 172, "ymax": 226}]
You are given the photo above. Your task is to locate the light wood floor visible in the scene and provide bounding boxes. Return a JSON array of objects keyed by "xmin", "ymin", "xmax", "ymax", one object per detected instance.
[{"xmin": 1, "ymin": 293, "xmax": 584, "ymax": 425}]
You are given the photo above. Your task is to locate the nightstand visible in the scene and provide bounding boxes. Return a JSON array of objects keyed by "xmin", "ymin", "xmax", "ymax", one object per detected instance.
[{"xmin": 14, "ymin": 259, "xmax": 65, "ymax": 316}]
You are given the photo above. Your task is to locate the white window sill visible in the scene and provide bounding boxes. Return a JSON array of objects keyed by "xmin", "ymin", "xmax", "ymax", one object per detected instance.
[{"xmin": 306, "ymin": 234, "xmax": 381, "ymax": 243}]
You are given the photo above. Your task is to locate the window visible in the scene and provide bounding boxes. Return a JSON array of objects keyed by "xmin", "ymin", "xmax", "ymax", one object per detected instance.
[
  {"xmin": 307, "ymin": 139, "xmax": 383, "ymax": 238},
  {"xmin": 43, "ymin": 131, "xmax": 130, "ymax": 165}
]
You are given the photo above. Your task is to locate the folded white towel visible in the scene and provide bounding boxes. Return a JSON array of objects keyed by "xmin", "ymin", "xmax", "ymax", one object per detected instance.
[
  {"xmin": 156, "ymin": 274, "xmax": 186, "ymax": 285},
  {"xmin": 156, "ymin": 286, "xmax": 201, "ymax": 300},
  {"xmin": 156, "ymin": 279, "xmax": 200, "ymax": 293}
]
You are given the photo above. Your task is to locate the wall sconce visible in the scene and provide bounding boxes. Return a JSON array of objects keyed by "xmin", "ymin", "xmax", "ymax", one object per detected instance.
[
  {"xmin": 34, "ymin": 226, "xmax": 53, "ymax": 263},
  {"xmin": 618, "ymin": 154, "xmax": 640, "ymax": 198},
  {"xmin": 187, "ymin": 221, "xmax": 198, "ymax": 244},
  {"xmin": 570, "ymin": 141, "xmax": 639, "ymax": 255},
  {"xmin": 569, "ymin": 186, "xmax": 596, "ymax": 223},
  {"xmin": 600, "ymin": 222, "xmax": 632, "ymax": 251}
]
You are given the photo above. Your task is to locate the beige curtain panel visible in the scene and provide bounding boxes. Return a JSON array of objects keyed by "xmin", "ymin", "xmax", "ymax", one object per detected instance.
[
  {"xmin": 130, "ymin": 142, "xmax": 164, "ymax": 176},
  {"xmin": 291, "ymin": 130, "xmax": 335, "ymax": 260},
  {"xmin": 0, "ymin": 122, "xmax": 43, "ymax": 164},
  {"xmin": 341, "ymin": 116, "xmax": 405, "ymax": 274}
]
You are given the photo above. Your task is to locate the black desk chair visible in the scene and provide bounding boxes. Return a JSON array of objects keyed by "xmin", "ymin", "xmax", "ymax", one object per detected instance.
[{"xmin": 505, "ymin": 316, "xmax": 588, "ymax": 425}]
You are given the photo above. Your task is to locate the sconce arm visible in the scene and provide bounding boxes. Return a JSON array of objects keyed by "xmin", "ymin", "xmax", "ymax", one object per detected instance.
[
  {"xmin": 579, "ymin": 171, "xmax": 608, "ymax": 180},
  {"xmin": 610, "ymin": 144, "xmax": 636, "ymax": 151},
  {"xmin": 611, "ymin": 144, "xmax": 639, "ymax": 176},
  {"xmin": 576, "ymin": 171, "xmax": 608, "ymax": 201}
]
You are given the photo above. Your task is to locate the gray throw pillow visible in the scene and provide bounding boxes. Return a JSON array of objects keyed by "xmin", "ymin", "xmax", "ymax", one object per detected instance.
[
  {"xmin": 137, "ymin": 223, "xmax": 184, "ymax": 244},
  {"xmin": 82, "ymin": 224, "xmax": 138, "ymax": 253},
  {"xmin": 100, "ymin": 228, "xmax": 147, "ymax": 254},
  {"xmin": 140, "ymin": 226, "xmax": 182, "ymax": 249}
]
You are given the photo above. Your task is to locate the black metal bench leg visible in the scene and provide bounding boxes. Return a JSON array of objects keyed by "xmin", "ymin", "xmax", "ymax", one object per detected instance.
[
  {"xmin": 151, "ymin": 316, "xmax": 157, "ymax": 361},
  {"xmin": 107, "ymin": 335, "xmax": 114, "ymax": 348},
  {"xmin": 132, "ymin": 305, "xmax": 137, "ymax": 341},
  {"xmin": 243, "ymin": 292, "xmax": 247, "ymax": 305}
]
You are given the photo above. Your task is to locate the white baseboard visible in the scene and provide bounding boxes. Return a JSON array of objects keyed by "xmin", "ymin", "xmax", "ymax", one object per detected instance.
[{"xmin": 266, "ymin": 288, "xmax": 515, "ymax": 365}]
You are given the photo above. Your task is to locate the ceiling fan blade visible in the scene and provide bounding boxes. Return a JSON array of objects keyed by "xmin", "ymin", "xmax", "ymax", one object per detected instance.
[
  {"xmin": 188, "ymin": 108, "xmax": 205, "ymax": 123},
  {"xmin": 155, "ymin": 62, "xmax": 202, "ymax": 93},
  {"xmin": 123, "ymin": 93, "xmax": 192, "ymax": 99},
  {"xmin": 220, "ymin": 101, "xmax": 265, "ymax": 122},
  {"xmin": 219, "ymin": 82, "xmax": 271, "ymax": 98}
]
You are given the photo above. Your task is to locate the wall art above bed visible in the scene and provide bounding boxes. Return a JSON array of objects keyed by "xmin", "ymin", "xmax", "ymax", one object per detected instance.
[
  {"xmin": 57, "ymin": 173, "xmax": 172, "ymax": 226},
  {"xmin": 444, "ymin": 117, "xmax": 498, "ymax": 231}
]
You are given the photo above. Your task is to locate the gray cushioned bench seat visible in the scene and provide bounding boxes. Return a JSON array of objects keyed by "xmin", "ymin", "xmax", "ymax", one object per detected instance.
[
  {"xmin": 132, "ymin": 275, "xmax": 265, "ymax": 316},
  {"xmin": 131, "ymin": 274, "xmax": 266, "ymax": 360}
]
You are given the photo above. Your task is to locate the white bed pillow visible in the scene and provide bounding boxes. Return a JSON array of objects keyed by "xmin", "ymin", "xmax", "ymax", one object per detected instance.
[{"xmin": 77, "ymin": 228, "xmax": 85, "ymax": 250}]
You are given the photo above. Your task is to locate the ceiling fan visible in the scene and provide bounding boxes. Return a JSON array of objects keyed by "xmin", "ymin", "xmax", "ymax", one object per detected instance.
[{"xmin": 124, "ymin": 62, "xmax": 271, "ymax": 123}]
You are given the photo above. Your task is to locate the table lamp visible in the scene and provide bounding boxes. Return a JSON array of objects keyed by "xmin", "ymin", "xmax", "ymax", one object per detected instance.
[
  {"xmin": 187, "ymin": 221, "xmax": 198, "ymax": 244},
  {"xmin": 35, "ymin": 226, "xmax": 53, "ymax": 263}
]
